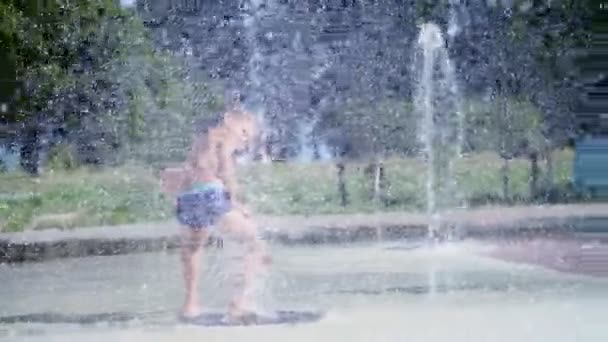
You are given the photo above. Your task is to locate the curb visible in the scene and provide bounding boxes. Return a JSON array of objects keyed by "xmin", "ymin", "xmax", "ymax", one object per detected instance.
[{"xmin": 1, "ymin": 205, "xmax": 608, "ymax": 264}]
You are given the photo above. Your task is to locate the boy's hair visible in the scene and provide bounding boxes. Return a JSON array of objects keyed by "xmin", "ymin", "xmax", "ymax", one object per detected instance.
[
  {"xmin": 193, "ymin": 112, "xmax": 224, "ymax": 135},
  {"xmin": 186, "ymin": 112, "xmax": 224, "ymax": 171},
  {"xmin": 226, "ymin": 90, "xmax": 247, "ymax": 106}
]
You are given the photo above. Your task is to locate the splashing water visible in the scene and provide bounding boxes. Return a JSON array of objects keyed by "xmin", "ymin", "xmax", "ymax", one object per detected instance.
[{"xmin": 414, "ymin": 22, "xmax": 465, "ymax": 240}]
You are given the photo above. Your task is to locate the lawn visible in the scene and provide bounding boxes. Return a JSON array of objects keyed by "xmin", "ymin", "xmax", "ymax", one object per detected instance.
[{"xmin": 0, "ymin": 149, "xmax": 575, "ymax": 232}]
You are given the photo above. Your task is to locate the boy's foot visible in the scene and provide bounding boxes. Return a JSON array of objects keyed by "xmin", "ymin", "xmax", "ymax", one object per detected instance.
[
  {"xmin": 227, "ymin": 310, "xmax": 263, "ymax": 324},
  {"xmin": 180, "ymin": 304, "xmax": 203, "ymax": 319},
  {"xmin": 228, "ymin": 299, "xmax": 258, "ymax": 319}
]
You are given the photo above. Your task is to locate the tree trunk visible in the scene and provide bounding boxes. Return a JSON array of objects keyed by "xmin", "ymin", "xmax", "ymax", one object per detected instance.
[
  {"xmin": 545, "ymin": 149, "xmax": 554, "ymax": 189},
  {"xmin": 501, "ymin": 157, "xmax": 510, "ymax": 202},
  {"xmin": 252, "ymin": 132, "xmax": 268, "ymax": 162},
  {"xmin": 369, "ymin": 159, "xmax": 386, "ymax": 205},
  {"xmin": 373, "ymin": 162, "xmax": 381, "ymax": 203},
  {"xmin": 312, "ymin": 139, "xmax": 320, "ymax": 160},
  {"xmin": 257, "ymin": 134, "xmax": 272, "ymax": 163},
  {"xmin": 529, "ymin": 152, "xmax": 539, "ymax": 200},
  {"xmin": 379, "ymin": 161, "xmax": 387, "ymax": 205},
  {"xmin": 337, "ymin": 161, "xmax": 349, "ymax": 207},
  {"xmin": 20, "ymin": 127, "xmax": 41, "ymax": 175}
]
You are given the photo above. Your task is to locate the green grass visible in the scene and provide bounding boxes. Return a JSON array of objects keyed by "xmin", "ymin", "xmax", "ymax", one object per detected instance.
[
  {"xmin": 241, "ymin": 149, "xmax": 576, "ymax": 215},
  {"xmin": 0, "ymin": 150, "xmax": 576, "ymax": 232},
  {"xmin": 0, "ymin": 164, "xmax": 173, "ymax": 232}
]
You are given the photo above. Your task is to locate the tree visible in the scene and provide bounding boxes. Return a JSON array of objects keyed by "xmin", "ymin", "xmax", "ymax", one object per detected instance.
[
  {"xmin": 1, "ymin": 0, "xmax": 153, "ymax": 171},
  {"xmin": 515, "ymin": 0, "xmax": 593, "ymax": 191},
  {"xmin": 319, "ymin": 98, "xmax": 418, "ymax": 204},
  {"xmin": 473, "ymin": 96, "xmax": 544, "ymax": 201},
  {"xmin": 0, "ymin": 0, "xmax": 220, "ymax": 172}
]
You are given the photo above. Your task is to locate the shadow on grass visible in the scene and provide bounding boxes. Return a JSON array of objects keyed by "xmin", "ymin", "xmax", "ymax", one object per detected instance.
[{"xmin": 466, "ymin": 182, "xmax": 596, "ymax": 207}]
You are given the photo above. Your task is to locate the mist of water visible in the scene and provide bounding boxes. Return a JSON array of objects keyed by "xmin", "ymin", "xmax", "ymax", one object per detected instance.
[
  {"xmin": 414, "ymin": 22, "xmax": 465, "ymax": 240},
  {"xmin": 241, "ymin": 0, "xmax": 319, "ymax": 160}
]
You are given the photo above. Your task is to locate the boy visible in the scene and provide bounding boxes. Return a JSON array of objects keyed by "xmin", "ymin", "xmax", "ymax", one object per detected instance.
[{"xmin": 160, "ymin": 95, "xmax": 270, "ymax": 321}]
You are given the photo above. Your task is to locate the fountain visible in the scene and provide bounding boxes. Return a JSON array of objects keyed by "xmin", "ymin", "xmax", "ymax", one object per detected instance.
[
  {"xmin": 414, "ymin": 22, "xmax": 465, "ymax": 241},
  {"xmin": 241, "ymin": 0, "xmax": 312, "ymax": 160},
  {"xmin": 241, "ymin": 0, "xmax": 265, "ymax": 115},
  {"xmin": 3, "ymin": 2, "xmax": 607, "ymax": 339}
]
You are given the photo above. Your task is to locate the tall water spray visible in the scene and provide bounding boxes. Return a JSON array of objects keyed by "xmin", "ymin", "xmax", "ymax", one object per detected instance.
[
  {"xmin": 241, "ymin": 0, "xmax": 268, "ymax": 146},
  {"xmin": 414, "ymin": 22, "xmax": 465, "ymax": 240},
  {"xmin": 241, "ymin": 0, "xmax": 316, "ymax": 160}
]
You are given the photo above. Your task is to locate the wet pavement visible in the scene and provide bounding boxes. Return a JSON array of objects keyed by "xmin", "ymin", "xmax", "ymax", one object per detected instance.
[{"xmin": 0, "ymin": 240, "xmax": 607, "ymax": 341}]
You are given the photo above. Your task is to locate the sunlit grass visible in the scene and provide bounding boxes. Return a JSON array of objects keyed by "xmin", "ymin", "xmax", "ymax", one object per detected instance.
[
  {"xmin": 0, "ymin": 150, "xmax": 575, "ymax": 232},
  {"xmin": 0, "ymin": 164, "xmax": 172, "ymax": 232}
]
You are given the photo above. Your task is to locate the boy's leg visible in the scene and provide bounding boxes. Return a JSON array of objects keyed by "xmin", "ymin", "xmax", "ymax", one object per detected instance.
[
  {"xmin": 180, "ymin": 227, "xmax": 209, "ymax": 318},
  {"xmin": 217, "ymin": 209, "xmax": 270, "ymax": 317}
]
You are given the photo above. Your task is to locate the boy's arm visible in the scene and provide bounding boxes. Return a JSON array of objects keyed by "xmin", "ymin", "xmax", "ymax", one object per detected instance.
[
  {"xmin": 216, "ymin": 143, "xmax": 251, "ymax": 216},
  {"xmin": 160, "ymin": 166, "xmax": 187, "ymax": 197}
]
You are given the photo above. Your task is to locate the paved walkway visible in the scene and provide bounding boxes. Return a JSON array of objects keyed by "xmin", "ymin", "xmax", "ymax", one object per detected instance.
[
  {"xmin": 1, "ymin": 203, "xmax": 607, "ymax": 263},
  {"xmin": 486, "ymin": 237, "xmax": 608, "ymax": 277}
]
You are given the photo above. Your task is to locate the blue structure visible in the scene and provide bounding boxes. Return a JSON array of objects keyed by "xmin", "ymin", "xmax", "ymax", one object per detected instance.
[
  {"xmin": 0, "ymin": 145, "xmax": 19, "ymax": 172},
  {"xmin": 573, "ymin": 136, "xmax": 608, "ymax": 197}
]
